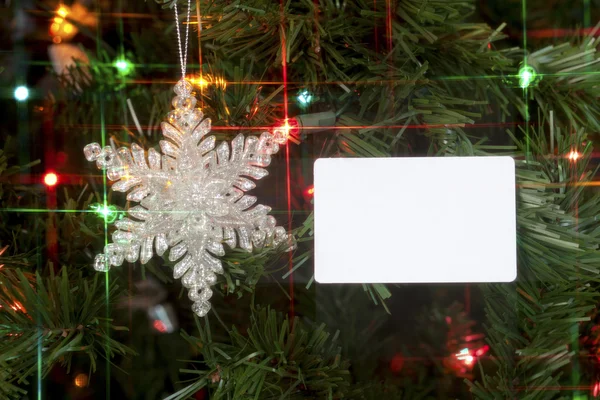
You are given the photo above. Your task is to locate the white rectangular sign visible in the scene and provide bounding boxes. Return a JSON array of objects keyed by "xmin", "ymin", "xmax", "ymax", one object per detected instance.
[{"xmin": 314, "ymin": 157, "xmax": 516, "ymax": 283}]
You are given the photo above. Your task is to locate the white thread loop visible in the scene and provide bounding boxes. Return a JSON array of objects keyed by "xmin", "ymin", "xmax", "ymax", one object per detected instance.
[{"xmin": 174, "ymin": 0, "xmax": 192, "ymax": 79}]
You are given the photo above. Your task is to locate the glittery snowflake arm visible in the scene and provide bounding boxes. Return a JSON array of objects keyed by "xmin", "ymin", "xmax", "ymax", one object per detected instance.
[{"xmin": 83, "ymin": 79, "xmax": 293, "ymax": 317}]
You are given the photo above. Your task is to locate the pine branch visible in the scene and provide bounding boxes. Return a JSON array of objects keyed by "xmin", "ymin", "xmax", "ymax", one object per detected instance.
[
  {"xmin": 19, "ymin": 0, "xmax": 600, "ymax": 397},
  {"xmin": 194, "ymin": 61, "xmax": 281, "ymax": 130},
  {"xmin": 0, "ymin": 248, "xmax": 32, "ymax": 271},
  {"xmin": 525, "ymin": 30, "xmax": 600, "ymax": 130},
  {"xmin": 0, "ymin": 268, "xmax": 135, "ymax": 395},
  {"xmin": 167, "ymin": 306, "xmax": 353, "ymax": 399},
  {"xmin": 464, "ymin": 115, "xmax": 600, "ymax": 399}
]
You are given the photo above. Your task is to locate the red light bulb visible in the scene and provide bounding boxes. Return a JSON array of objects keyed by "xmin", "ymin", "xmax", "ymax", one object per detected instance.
[
  {"xmin": 44, "ymin": 172, "xmax": 58, "ymax": 187},
  {"xmin": 273, "ymin": 118, "xmax": 299, "ymax": 143},
  {"xmin": 389, "ymin": 353, "xmax": 405, "ymax": 373},
  {"xmin": 152, "ymin": 319, "xmax": 168, "ymax": 333}
]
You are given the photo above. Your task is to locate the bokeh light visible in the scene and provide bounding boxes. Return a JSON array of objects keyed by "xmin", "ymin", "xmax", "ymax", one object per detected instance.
[
  {"xmin": 14, "ymin": 86, "xmax": 29, "ymax": 101},
  {"xmin": 43, "ymin": 172, "xmax": 58, "ymax": 187},
  {"xmin": 114, "ymin": 58, "xmax": 134, "ymax": 76},
  {"xmin": 189, "ymin": 74, "xmax": 227, "ymax": 89},
  {"xmin": 297, "ymin": 90, "xmax": 313, "ymax": 106},
  {"xmin": 273, "ymin": 118, "xmax": 299, "ymax": 143},
  {"xmin": 74, "ymin": 373, "xmax": 88, "ymax": 388},
  {"xmin": 518, "ymin": 65, "xmax": 538, "ymax": 89},
  {"xmin": 568, "ymin": 150, "xmax": 581, "ymax": 161},
  {"xmin": 90, "ymin": 203, "xmax": 119, "ymax": 223},
  {"xmin": 152, "ymin": 320, "xmax": 168, "ymax": 333},
  {"xmin": 57, "ymin": 5, "xmax": 69, "ymax": 18}
]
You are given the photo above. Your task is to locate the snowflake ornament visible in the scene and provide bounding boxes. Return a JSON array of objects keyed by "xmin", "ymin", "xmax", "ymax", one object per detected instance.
[{"xmin": 84, "ymin": 79, "xmax": 293, "ymax": 317}]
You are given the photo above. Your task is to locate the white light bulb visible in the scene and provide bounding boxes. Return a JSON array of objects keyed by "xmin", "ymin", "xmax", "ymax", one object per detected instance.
[{"xmin": 14, "ymin": 86, "xmax": 29, "ymax": 101}]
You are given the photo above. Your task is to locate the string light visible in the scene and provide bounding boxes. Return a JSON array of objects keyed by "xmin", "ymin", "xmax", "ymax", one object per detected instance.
[
  {"xmin": 114, "ymin": 58, "xmax": 134, "ymax": 76},
  {"xmin": 57, "ymin": 5, "xmax": 69, "ymax": 18},
  {"xmin": 568, "ymin": 150, "xmax": 581, "ymax": 161},
  {"xmin": 14, "ymin": 86, "xmax": 29, "ymax": 102},
  {"xmin": 50, "ymin": 5, "xmax": 74, "ymax": 41},
  {"xmin": 307, "ymin": 186, "xmax": 315, "ymax": 195},
  {"xmin": 50, "ymin": 3, "xmax": 97, "ymax": 42},
  {"xmin": 50, "ymin": 22, "xmax": 61, "ymax": 34},
  {"xmin": 188, "ymin": 74, "xmax": 227, "ymax": 89},
  {"xmin": 455, "ymin": 348, "xmax": 475, "ymax": 366},
  {"xmin": 152, "ymin": 320, "xmax": 168, "ymax": 333},
  {"xmin": 518, "ymin": 65, "xmax": 538, "ymax": 89},
  {"xmin": 90, "ymin": 203, "xmax": 119, "ymax": 223},
  {"xmin": 148, "ymin": 304, "xmax": 176, "ymax": 333},
  {"xmin": 74, "ymin": 373, "xmax": 88, "ymax": 388},
  {"xmin": 389, "ymin": 353, "xmax": 405, "ymax": 373},
  {"xmin": 454, "ymin": 345, "xmax": 489, "ymax": 368},
  {"xmin": 273, "ymin": 118, "xmax": 299, "ymax": 142},
  {"xmin": 297, "ymin": 90, "xmax": 313, "ymax": 106},
  {"xmin": 43, "ymin": 172, "xmax": 58, "ymax": 187},
  {"xmin": 0, "ymin": 245, "xmax": 7, "ymax": 270},
  {"xmin": 474, "ymin": 345, "xmax": 490, "ymax": 357},
  {"xmin": 10, "ymin": 301, "xmax": 25, "ymax": 312}
]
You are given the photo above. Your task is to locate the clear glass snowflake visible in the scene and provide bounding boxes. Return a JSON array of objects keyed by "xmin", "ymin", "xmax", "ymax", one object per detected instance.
[{"xmin": 83, "ymin": 79, "xmax": 293, "ymax": 317}]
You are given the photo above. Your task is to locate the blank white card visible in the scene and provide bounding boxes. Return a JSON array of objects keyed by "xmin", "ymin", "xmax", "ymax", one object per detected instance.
[{"xmin": 314, "ymin": 157, "xmax": 516, "ymax": 284}]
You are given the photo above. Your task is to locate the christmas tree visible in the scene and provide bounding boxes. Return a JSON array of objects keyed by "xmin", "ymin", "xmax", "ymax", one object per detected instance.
[{"xmin": 2, "ymin": 0, "xmax": 600, "ymax": 398}]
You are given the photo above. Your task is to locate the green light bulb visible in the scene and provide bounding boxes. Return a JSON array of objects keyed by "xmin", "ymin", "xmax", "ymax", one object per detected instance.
[
  {"xmin": 297, "ymin": 90, "xmax": 313, "ymax": 106},
  {"xmin": 91, "ymin": 203, "xmax": 119, "ymax": 223},
  {"xmin": 518, "ymin": 65, "xmax": 537, "ymax": 89},
  {"xmin": 113, "ymin": 58, "xmax": 134, "ymax": 76}
]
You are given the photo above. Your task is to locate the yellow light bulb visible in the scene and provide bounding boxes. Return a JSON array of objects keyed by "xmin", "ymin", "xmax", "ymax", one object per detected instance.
[
  {"xmin": 74, "ymin": 373, "xmax": 88, "ymax": 388},
  {"xmin": 57, "ymin": 6, "xmax": 69, "ymax": 18},
  {"xmin": 568, "ymin": 150, "xmax": 581, "ymax": 161}
]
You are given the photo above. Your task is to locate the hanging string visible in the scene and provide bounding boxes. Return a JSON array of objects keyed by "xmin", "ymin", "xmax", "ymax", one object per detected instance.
[{"xmin": 173, "ymin": 0, "xmax": 192, "ymax": 80}]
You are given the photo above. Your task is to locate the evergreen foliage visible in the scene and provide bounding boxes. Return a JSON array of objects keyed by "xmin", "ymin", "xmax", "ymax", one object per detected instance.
[
  {"xmin": 169, "ymin": 306, "xmax": 353, "ymax": 399},
  {"xmin": 1, "ymin": 0, "xmax": 599, "ymax": 397}
]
